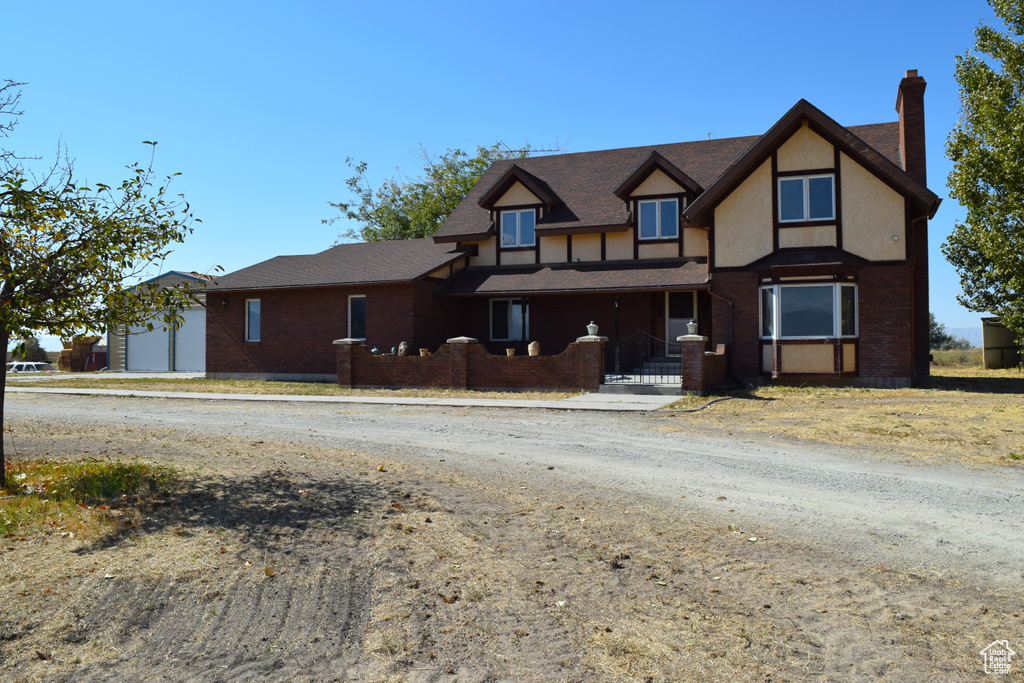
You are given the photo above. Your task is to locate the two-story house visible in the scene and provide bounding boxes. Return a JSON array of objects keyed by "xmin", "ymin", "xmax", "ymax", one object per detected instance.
[{"xmin": 207, "ymin": 70, "xmax": 938, "ymax": 388}]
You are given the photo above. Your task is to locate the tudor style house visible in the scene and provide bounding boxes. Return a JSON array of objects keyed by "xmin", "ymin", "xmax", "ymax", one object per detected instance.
[{"xmin": 207, "ymin": 70, "xmax": 939, "ymax": 388}]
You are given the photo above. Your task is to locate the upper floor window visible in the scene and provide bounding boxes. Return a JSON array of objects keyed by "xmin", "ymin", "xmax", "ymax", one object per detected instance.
[
  {"xmin": 778, "ymin": 175, "xmax": 834, "ymax": 222},
  {"xmin": 245, "ymin": 299, "xmax": 261, "ymax": 342},
  {"xmin": 638, "ymin": 198, "xmax": 679, "ymax": 239},
  {"xmin": 500, "ymin": 209, "xmax": 536, "ymax": 247}
]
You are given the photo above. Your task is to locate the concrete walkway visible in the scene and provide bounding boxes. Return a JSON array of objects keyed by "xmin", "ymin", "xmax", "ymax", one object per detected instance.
[{"xmin": 5, "ymin": 384, "xmax": 680, "ymax": 412}]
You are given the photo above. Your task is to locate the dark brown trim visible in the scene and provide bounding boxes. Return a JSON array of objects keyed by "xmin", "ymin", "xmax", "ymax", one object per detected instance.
[
  {"xmin": 834, "ymin": 146, "xmax": 844, "ymax": 250},
  {"xmin": 600, "ymin": 233, "xmax": 606, "ymax": 261},
  {"xmin": 613, "ymin": 150, "xmax": 703, "ymax": 199},
  {"xmin": 438, "ymin": 283, "xmax": 711, "ymax": 297},
  {"xmin": 477, "ymin": 164, "xmax": 561, "ymax": 211},
  {"xmin": 776, "ymin": 166, "xmax": 835, "ymax": 177},
  {"xmin": 903, "ymin": 195, "xmax": 913, "ymax": 261},
  {"xmin": 708, "ymin": 215, "xmax": 716, "ymax": 268},
  {"xmin": 535, "ymin": 222, "xmax": 631, "ymax": 237},
  {"xmin": 771, "ymin": 153, "xmax": 780, "ymax": 253},
  {"xmin": 566, "ymin": 234, "xmax": 573, "ymax": 263},
  {"xmin": 777, "ymin": 219, "xmax": 839, "ymax": 229}
]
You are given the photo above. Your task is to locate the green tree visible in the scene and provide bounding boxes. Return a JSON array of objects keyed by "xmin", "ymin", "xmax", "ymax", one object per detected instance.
[
  {"xmin": 326, "ymin": 142, "xmax": 538, "ymax": 243},
  {"xmin": 945, "ymin": 0, "xmax": 1024, "ymax": 339},
  {"xmin": 929, "ymin": 313, "xmax": 972, "ymax": 351},
  {"xmin": 10, "ymin": 336, "xmax": 49, "ymax": 362},
  {"xmin": 0, "ymin": 79, "xmax": 203, "ymax": 481}
]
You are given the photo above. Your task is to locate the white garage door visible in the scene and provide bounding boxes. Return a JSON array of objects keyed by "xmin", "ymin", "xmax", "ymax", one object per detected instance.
[
  {"xmin": 126, "ymin": 325, "xmax": 170, "ymax": 371},
  {"xmin": 173, "ymin": 307, "xmax": 206, "ymax": 372}
]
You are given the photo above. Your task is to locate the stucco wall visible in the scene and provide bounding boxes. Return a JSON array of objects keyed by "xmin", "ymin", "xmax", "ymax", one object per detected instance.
[
  {"xmin": 779, "ymin": 343, "xmax": 834, "ymax": 373},
  {"xmin": 682, "ymin": 228, "xmax": 708, "ymax": 257},
  {"xmin": 469, "ymin": 238, "xmax": 496, "ymax": 267},
  {"xmin": 777, "ymin": 126, "xmax": 834, "ymax": 171},
  {"xmin": 494, "ymin": 181, "xmax": 540, "ymax": 207},
  {"xmin": 841, "ymin": 153, "xmax": 907, "ymax": 261},
  {"xmin": 714, "ymin": 160, "xmax": 773, "ymax": 267},
  {"xmin": 605, "ymin": 230, "xmax": 633, "ymax": 261},
  {"xmin": 778, "ymin": 225, "xmax": 837, "ymax": 249},
  {"xmin": 540, "ymin": 235, "xmax": 567, "ymax": 263},
  {"xmin": 573, "ymin": 234, "xmax": 602, "ymax": 262},
  {"xmin": 631, "ymin": 169, "xmax": 683, "ymax": 196}
]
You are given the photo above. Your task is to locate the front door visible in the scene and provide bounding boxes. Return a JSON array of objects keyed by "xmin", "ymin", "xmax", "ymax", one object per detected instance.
[{"xmin": 665, "ymin": 291, "xmax": 696, "ymax": 355}]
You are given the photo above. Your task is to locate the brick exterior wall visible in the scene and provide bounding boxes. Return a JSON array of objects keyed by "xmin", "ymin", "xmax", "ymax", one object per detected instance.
[
  {"xmin": 337, "ymin": 339, "xmax": 605, "ymax": 392},
  {"xmin": 709, "ymin": 271, "xmax": 760, "ymax": 380},
  {"xmin": 207, "ymin": 282, "xmax": 463, "ymax": 379},
  {"xmin": 858, "ymin": 264, "xmax": 914, "ymax": 380}
]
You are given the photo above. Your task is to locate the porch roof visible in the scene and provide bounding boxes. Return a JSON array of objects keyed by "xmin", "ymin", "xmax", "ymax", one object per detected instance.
[{"xmin": 435, "ymin": 259, "xmax": 708, "ymax": 296}]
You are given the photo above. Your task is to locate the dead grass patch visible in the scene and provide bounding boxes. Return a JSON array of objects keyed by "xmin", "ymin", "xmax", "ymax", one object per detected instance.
[
  {"xmin": 661, "ymin": 365, "xmax": 1024, "ymax": 467},
  {"xmin": 8, "ymin": 376, "xmax": 574, "ymax": 401}
]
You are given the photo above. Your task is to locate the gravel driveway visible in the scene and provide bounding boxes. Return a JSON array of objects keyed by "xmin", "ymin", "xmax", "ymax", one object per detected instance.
[{"xmin": 9, "ymin": 392, "xmax": 1023, "ymax": 586}]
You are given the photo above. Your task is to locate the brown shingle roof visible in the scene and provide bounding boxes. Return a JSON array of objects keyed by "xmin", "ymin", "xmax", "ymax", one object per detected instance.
[
  {"xmin": 212, "ymin": 238, "xmax": 468, "ymax": 292},
  {"xmin": 434, "ymin": 119, "xmax": 903, "ymax": 242},
  {"xmin": 436, "ymin": 259, "xmax": 709, "ymax": 296}
]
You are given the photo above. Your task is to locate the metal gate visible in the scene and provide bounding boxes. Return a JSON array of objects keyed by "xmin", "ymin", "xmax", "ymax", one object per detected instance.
[{"xmin": 606, "ymin": 331, "xmax": 681, "ymax": 385}]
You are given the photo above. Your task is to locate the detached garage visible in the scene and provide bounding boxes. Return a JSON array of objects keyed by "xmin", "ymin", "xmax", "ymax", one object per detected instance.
[{"xmin": 107, "ymin": 272, "xmax": 211, "ymax": 372}]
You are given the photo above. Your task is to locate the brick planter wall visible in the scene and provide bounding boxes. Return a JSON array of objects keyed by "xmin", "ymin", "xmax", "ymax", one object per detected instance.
[
  {"xmin": 679, "ymin": 335, "xmax": 728, "ymax": 395},
  {"xmin": 336, "ymin": 337, "xmax": 605, "ymax": 392}
]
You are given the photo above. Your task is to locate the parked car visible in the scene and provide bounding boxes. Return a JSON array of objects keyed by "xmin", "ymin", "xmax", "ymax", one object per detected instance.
[{"xmin": 6, "ymin": 361, "xmax": 58, "ymax": 373}]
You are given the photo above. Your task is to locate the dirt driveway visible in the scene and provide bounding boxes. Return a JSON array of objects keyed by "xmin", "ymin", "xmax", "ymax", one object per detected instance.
[{"xmin": 2, "ymin": 393, "xmax": 1022, "ymax": 681}]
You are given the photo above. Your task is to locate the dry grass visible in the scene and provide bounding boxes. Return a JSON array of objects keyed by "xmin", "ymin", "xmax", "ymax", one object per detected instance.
[
  {"xmin": 661, "ymin": 364, "xmax": 1024, "ymax": 467},
  {"xmin": 7, "ymin": 376, "xmax": 574, "ymax": 401}
]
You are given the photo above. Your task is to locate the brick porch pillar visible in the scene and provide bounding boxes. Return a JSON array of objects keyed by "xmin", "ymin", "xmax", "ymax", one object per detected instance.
[
  {"xmin": 445, "ymin": 336, "xmax": 477, "ymax": 389},
  {"xmin": 574, "ymin": 334, "xmax": 608, "ymax": 392},
  {"xmin": 678, "ymin": 334, "xmax": 708, "ymax": 395},
  {"xmin": 334, "ymin": 338, "xmax": 363, "ymax": 388}
]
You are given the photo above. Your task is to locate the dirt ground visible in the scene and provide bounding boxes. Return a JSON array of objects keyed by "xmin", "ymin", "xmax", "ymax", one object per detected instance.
[{"xmin": 1, "ymin": 417, "xmax": 1021, "ymax": 682}]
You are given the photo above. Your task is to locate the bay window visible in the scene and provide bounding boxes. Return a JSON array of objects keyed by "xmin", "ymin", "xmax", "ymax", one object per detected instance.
[{"xmin": 760, "ymin": 283, "xmax": 857, "ymax": 339}]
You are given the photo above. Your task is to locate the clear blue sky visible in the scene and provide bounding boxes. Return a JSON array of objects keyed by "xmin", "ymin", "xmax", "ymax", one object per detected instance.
[{"xmin": 2, "ymin": 0, "xmax": 999, "ymax": 350}]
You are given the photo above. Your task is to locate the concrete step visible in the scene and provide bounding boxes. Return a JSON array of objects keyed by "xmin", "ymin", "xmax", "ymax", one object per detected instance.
[{"xmin": 599, "ymin": 383, "xmax": 680, "ymax": 395}]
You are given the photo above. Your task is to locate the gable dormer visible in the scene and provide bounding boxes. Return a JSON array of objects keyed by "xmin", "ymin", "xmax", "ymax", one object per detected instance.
[
  {"xmin": 683, "ymin": 100, "xmax": 939, "ymax": 270},
  {"xmin": 614, "ymin": 151, "xmax": 705, "ymax": 259}
]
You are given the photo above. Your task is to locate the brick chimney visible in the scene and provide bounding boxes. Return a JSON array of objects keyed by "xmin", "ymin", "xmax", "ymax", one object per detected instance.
[{"xmin": 895, "ymin": 69, "xmax": 927, "ymax": 186}]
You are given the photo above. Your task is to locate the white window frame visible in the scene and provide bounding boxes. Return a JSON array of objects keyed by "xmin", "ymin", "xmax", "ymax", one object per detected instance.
[
  {"xmin": 348, "ymin": 294, "xmax": 367, "ymax": 341},
  {"xmin": 777, "ymin": 174, "xmax": 835, "ymax": 223},
  {"xmin": 489, "ymin": 297, "xmax": 530, "ymax": 342},
  {"xmin": 500, "ymin": 209, "xmax": 536, "ymax": 248},
  {"xmin": 245, "ymin": 299, "xmax": 261, "ymax": 342},
  {"xmin": 759, "ymin": 283, "xmax": 857, "ymax": 340},
  {"xmin": 637, "ymin": 197, "xmax": 680, "ymax": 240}
]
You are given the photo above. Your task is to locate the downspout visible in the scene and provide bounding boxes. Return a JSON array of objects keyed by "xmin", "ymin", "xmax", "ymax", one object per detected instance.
[{"xmin": 706, "ymin": 276, "xmax": 736, "ymax": 381}]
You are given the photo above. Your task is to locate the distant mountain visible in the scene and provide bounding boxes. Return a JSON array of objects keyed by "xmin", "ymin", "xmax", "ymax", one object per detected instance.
[{"xmin": 949, "ymin": 327, "xmax": 983, "ymax": 348}]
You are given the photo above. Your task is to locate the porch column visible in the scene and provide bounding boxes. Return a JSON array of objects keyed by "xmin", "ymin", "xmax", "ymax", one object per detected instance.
[
  {"xmin": 334, "ymin": 338, "xmax": 364, "ymax": 388},
  {"xmin": 575, "ymin": 334, "xmax": 608, "ymax": 392},
  {"xmin": 678, "ymin": 334, "xmax": 708, "ymax": 395},
  {"xmin": 445, "ymin": 336, "xmax": 477, "ymax": 389}
]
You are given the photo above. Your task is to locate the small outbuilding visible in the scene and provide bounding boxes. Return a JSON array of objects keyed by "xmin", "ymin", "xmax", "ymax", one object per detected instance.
[
  {"xmin": 982, "ymin": 317, "xmax": 1020, "ymax": 369},
  {"xmin": 106, "ymin": 271, "xmax": 212, "ymax": 372}
]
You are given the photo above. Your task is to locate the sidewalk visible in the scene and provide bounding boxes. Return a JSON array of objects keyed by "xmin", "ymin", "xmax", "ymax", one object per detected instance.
[{"xmin": 5, "ymin": 385, "xmax": 679, "ymax": 412}]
